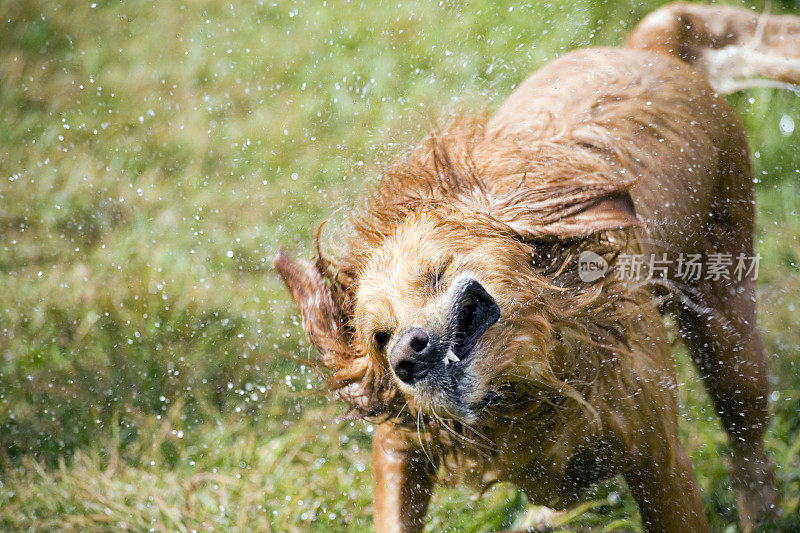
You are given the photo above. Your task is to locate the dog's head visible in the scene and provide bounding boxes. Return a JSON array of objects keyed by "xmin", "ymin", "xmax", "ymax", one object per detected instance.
[{"xmin": 275, "ymin": 123, "xmax": 640, "ymax": 424}]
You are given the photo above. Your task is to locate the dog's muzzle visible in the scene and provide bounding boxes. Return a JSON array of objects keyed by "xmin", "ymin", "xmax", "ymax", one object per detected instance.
[{"xmin": 389, "ymin": 275, "xmax": 500, "ymax": 386}]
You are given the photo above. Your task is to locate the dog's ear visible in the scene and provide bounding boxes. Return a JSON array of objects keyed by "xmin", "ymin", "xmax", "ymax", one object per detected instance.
[
  {"xmin": 497, "ymin": 185, "xmax": 640, "ymax": 241},
  {"xmin": 274, "ymin": 248, "xmax": 377, "ymax": 413},
  {"xmin": 273, "ymin": 248, "xmax": 349, "ymax": 367},
  {"xmin": 535, "ymin": 190, "xmax": 639, "ymax": 239}
]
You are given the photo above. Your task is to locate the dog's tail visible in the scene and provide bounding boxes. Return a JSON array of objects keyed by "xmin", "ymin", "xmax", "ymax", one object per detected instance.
[{"xmin": 627, "ymin": 2, "xmax": 800, "ymax": 94}]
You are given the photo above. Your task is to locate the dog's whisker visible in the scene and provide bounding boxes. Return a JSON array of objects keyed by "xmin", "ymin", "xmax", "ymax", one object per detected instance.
[
  {"xmin": 395, "ymin": 399, "xmax": 411, "ymax": 424},
  {"xmin": 436, "ymin": 413, "xmax": 497, "ymax": 454},
  {"xmin": 457, "ymin": 422, "xmax": 499, "ymax": 453},
  {"xmin": 415, "ymin": 410, "xmax": 436, "ymax": 466},
  {"xmin": 432, "ymin": 412, "xmax": 490, "ymax": 459}
]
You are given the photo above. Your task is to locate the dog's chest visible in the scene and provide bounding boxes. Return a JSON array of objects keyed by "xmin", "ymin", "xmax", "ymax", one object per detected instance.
[{"xmin": 443, "ymin": 425, "xmax": 613, "ymax": 508}]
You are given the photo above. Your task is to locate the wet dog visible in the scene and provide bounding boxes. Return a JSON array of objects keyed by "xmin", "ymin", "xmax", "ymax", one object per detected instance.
[{"xmin": 276, "ymin": 3, "xmax": 800, "ymax": 531}]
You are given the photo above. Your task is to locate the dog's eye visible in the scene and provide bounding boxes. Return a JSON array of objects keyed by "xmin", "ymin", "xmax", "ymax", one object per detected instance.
[
  {"xmin": 425, "ymin": 258, "xmax": 452, "ymax": 294},
  {"xmin": 529, "ymin": 239, "xmax": 565, "ymax": 269},
  {"xmin": 373, "ymin": 330, "xmax": 392, "ymax": 352},
  {"xmin": 529, "ymin": 239, "xmax": 554, "ymax": 258}
]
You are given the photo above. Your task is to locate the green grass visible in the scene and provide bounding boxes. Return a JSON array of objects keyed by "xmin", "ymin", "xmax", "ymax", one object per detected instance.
[{"xmin": 1, "ymin": 0, "xmax": 799, "ymax": 530}]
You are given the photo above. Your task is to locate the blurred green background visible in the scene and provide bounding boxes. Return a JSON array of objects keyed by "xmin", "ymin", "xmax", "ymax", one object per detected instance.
[{"xmin": 1, "ymin": 0, "xmax": 798, "ymax": 530}]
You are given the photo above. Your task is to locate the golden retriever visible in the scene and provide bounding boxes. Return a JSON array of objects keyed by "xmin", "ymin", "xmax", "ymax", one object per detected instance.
[{"xmin": 275, "ymin": 3, "xmax": 800, "ymax": 531}]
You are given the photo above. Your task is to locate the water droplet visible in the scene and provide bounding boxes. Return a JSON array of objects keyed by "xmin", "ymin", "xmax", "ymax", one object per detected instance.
[{"xmin": 779, "ymin": 114, "xmax": 795, "ymax": 136}]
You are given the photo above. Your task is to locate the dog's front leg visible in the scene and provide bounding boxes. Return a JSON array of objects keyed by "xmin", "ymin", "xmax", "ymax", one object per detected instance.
[
  {"xmin": 623, "ymin": 444, "xmax": 709, "ymax": 533},
  {"xmin": 372, "ymin": 423, "xmax": 436, "ymax": 533}
]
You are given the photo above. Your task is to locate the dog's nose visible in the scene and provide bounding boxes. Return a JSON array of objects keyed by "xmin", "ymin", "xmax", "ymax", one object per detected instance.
[{"xmin": 389, "ymin": 327, "xmax": 437, "ymax": 385}]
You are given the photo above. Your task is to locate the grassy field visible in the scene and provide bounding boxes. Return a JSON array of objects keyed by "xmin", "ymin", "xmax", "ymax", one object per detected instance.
[{"xmin": 1, "ymin": 0, "xmax": 799, "ymax": 530}]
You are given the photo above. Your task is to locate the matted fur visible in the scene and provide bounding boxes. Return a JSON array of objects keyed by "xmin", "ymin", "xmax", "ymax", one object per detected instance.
[
  {"xmin": 281, "ymin": 115, "xmax": 666, "ymax": 486},
  {"xmin": 274, "ymin": 3, "xmax": 800, "ymax": 531}
]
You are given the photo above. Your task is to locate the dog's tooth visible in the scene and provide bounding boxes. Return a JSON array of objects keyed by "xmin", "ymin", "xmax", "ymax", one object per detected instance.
[{"xmin": 446, "ymin": 350, "xmax": 460, "ymax": 363}]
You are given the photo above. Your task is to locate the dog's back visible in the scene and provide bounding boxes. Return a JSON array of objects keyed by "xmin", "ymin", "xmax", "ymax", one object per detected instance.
[{"xmin": 488, "ymin": 46, "xmax": 747, "ymax": 255}]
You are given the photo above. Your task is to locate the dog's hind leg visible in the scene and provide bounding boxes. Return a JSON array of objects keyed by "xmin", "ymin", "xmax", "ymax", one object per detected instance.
[
  {"xmin": 677, "ymin": 277, "xmax": 777, "ymax": 531},
  {"xmin": 674, "ymin": 156, "xmax": 778, "ymax": 530}
]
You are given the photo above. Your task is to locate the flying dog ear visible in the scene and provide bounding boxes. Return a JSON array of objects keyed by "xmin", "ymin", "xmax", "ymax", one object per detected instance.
[
  {"xmin": 495, "ymin": 183, "xmax": 640, "ymax": 241},
  {"xmin": 273, "ymin": 248, "xmax": 347, "ymax": 365},
  {"xmin": 274, "ymin": 247, "xmax": 376, "ymax": 413},
  {"xmin": 274, "ymin": 242, "xmax": 372, "ymax": 379}
]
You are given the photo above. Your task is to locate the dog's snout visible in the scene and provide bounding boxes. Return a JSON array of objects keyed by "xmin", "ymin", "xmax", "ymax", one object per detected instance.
[{"xmin": 390, "ymin": 327, "xmax": 437, "ymax": 385}]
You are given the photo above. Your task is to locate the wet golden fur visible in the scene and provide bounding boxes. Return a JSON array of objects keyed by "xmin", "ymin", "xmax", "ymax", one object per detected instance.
[
  {"xmin": 276, "ymin": 94, "xmax": 706, "ymax": 528},
  {"xmin": 274, "ymin": 3, "xmax": 800, "ymax": 531}
]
